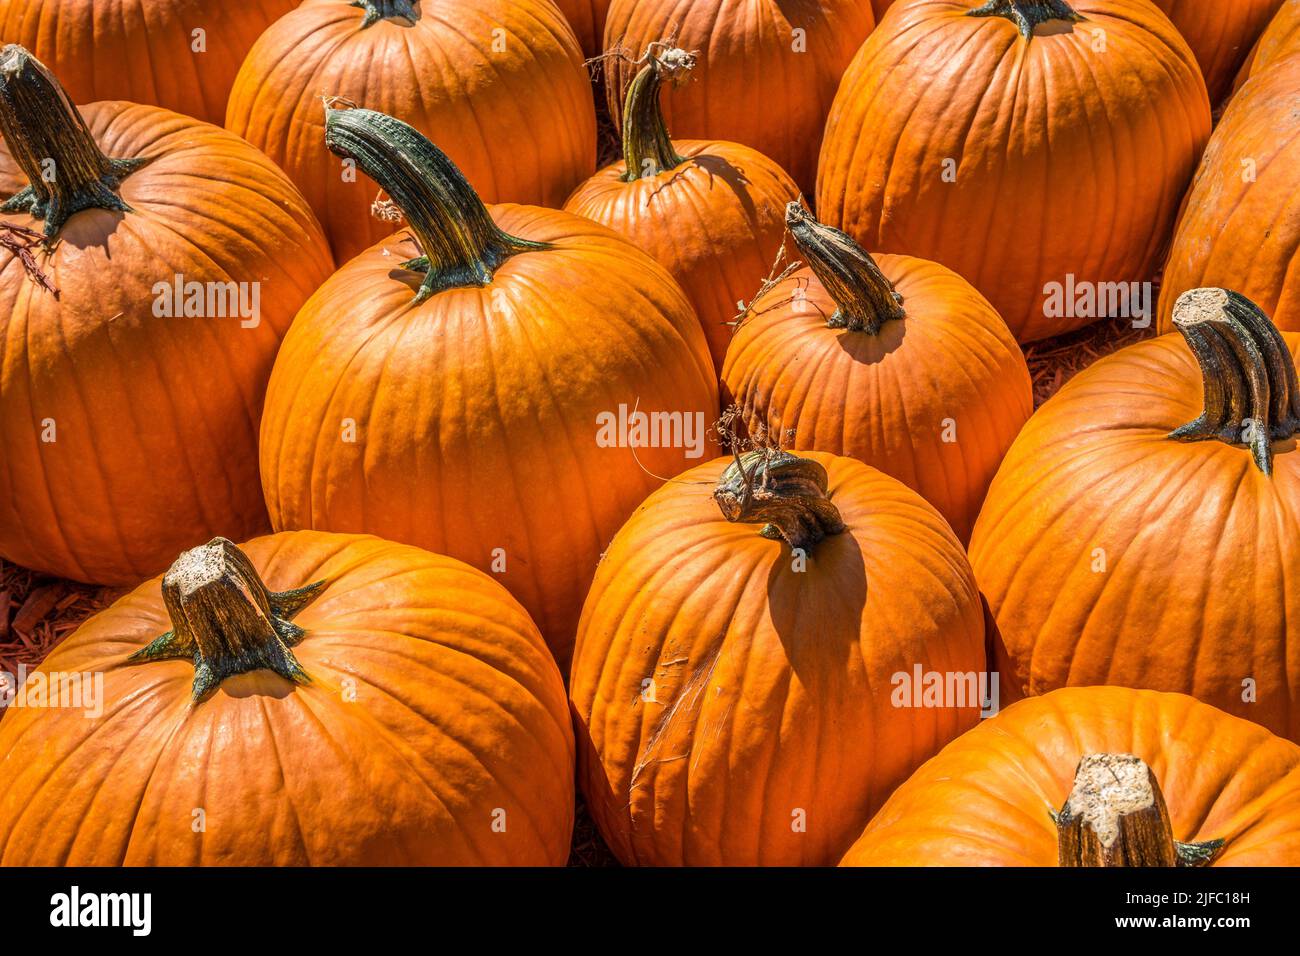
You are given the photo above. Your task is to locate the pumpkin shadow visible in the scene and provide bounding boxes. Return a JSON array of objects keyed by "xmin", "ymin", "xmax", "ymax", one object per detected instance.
[
  {"xmin": 764, "ymin": 527, "xmax": 867, "ymax": 681},
  {"xmin": 833, "ymin": 313, "xmax": 908, "ymax": 363},
  {"xmin": 50, "ymin": 208, "xmax": 128, "ymax": 251},
  {"xmin": 671, "ymin": 153, "xmax": 761, "ymax": 220}
]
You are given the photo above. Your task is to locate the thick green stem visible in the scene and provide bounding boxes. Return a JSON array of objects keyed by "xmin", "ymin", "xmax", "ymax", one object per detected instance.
[
  {"xmin": 968, "ymin": 0, "xmax": 1083, "ymax": 38},
  {"xmin": 714, "ymin": 449, "xmax": 846, "ymax": 553},
  {"xmin": 1055, "ymin": 754, "xmax": 1224, "ymax": 867},
  {"xmin": 1169, "ymin": 288, "xmax": 1300, "ymax": 476},
  {"xmin": 785, "ymin": 202, "xmax": 905, "ymax": 334},
  {"xmin": 352, "ymin": 0, "xmax": 419, "ymax": 28},
  {"xmin": 323, "ymin": 104, "xmax": 544, "ymax": 302},
  {"xmin": 620, "ymin": 46, "xmax": 694, "ymax": 182},
  {"xmin": 0, "ymin": 44, "xmax": 144, "ymax": 237},
  {"xmin": 129, "ymin": 538, "xmax": 326, "ymax": 702}
]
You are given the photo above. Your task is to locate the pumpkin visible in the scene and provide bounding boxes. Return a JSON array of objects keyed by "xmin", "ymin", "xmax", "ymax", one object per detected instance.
[
  {"xmin": 971, "ymin": 289, "xmax": 1300, "ymax": 740},
  {"xmin": 555, "ymin": 0, "xmax": 612, "ymax": 56},
  {"xmin": 1159, "ymin": 58, "xmax": 1300, "ymax": 335},
  {"xmin": 570, "ymin": 447, "xmax": 987, "ymax": 865},
  {"xmin": 0, "ymin": 47, "xmax": 332, "ymax": 586},
  {"xmin": 840, "ymin": 687, "xmax": 1300, "ymax": 866},
  {"xmin": 564, "ymin": 45, "xmax": 800, "ymax": 374},
  {"xmin": 0, "ymin": 532, "xmax": 575, "ymax": 865},
  {"xmin": 721, "ymin": 202, "xmax": 1032, "ymax": 542},
  {"xmin": 871, "ymin": 0, "xmax": 897, "ymax": 22},
  {"xmin": 602, "ymin": 0, "xmax": 875, "ymax": 195},
  {"xmin": 1236, "ymin": 0, "xmax": 1300, "ymax": 86},
  {"xmin": 817, "ymin": 0, "xmax": 1210, "ymax": 343},
  {"xmin": 1152, "ymin": 0, "xmax": 1283, "ymax": 104},
  {"xmin": 225, "ymin": 0, "xmax": 596, "ymax": 263},
  {"xmin": 259, "ymin": 106, "xmax": 718, "ymax": 669},
  {"xmin": 0, "ymin": 0, "xmax": 300, "ymax": 125}
]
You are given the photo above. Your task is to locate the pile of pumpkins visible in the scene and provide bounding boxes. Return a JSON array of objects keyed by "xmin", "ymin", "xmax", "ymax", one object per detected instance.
[{"xmin": 1, "ymin": 0, "xmax": 1299, "ymax": 867}]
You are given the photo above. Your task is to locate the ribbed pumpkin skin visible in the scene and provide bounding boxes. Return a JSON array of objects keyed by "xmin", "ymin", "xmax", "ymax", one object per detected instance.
[
  {"xmin": 817, "ymin": 0, "xmax": 1210, "ymax": 343},
  {"xmin": 602, "ymin": 0, "xmax": 875, "ymax": 195},
  {"xmin": 722, "ymin": 254, "xmax": 1032, "ymax": 542},
  {"xmin": 260, "ymin": 206, "xmax": 718, "ymax": 668},
  {"xmin": 970, "ymin": 333, "xmax": 1300, "ymax": 741},
  {"xmin": 1160, "ymin": 59, "xmax": 1300, "ymax": 334},
  {"xmin": 554, "ymin": 0, "xmax": 612, "ymax": 55},
  {"xmin": 225, "ymin": 0, "xmax": 596, "ymax": 262},
  {"xmin": 0, "ymin": 532, "xmax": 575, "ymax": 865},
  {"xmin": 871, "ymin": 0, "xmax": 896, "ymax": 22},
  {"xmin": 571, "ymin": 452, "xmax": 986, "ymax": 866},
  {"xmin": 0, "ymin": 103, "xmax": 333, "ymax": 586},
  {"xmin": 1239, "ymin": 0, "xmax": 1300, "ymax": 83},
  {"xmin": 565, "ymin": 139, "xmax": 800, "ymax": 373},
  {"xmin": 0, "ymin": 0, "xmax": 299, "ymax": 124},
  {"xmin": 841, "ymin": 688, "xmax": 1300, "ymax": 866},
  {"xmin": 1153, "ymin": 0, "xmax": 1282, "ymax": 103}
]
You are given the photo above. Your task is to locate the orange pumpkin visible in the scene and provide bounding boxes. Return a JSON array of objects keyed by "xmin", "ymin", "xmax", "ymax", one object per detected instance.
[
  {"xmin": 1161, "ymin": 49, "xmax": 1300, "ymax": 335},
  {"xmin": 571, "ymin": 448, "xmax": 987, "ymax": 865},
  {"xmin": 0, "ymin": 0, "xmax": 300, "ymax": 124},
  {"xmin": 225, "ymin": 0, "xmax": 596, "ymax": 263},
  {"xmin": 0, "ymin": 47, "xmax": 332, "ymax": 586},
  {"xmin": 565, "ymin": 45, "xmax": 800, "ymax": 374},
  {"xmin": 1152, "ymin": 0, "xmax": 1283, "ymax": 103},
  {"xmin": 555, "ymin": 0, "xmax": 612, "ymax": 55},
  {"xmin": 818, "ymin": 0, "xmax": 1210, "ymax": 343},
  {"xmin": 602, "ymin": 0, "xmax": 876, "ymax": 195},
  {"xmin": 871, "ymin": 0, "xmax": 897, "ymax": 22},
  {"xmin": 1236, "ymin": 0, "xmax": 1300, "ymax": 85},
  {"xmin": 841, "ymin": 687, "xmax": 1300, "ymax": 867},
  {"xmin": 0, "ymin": 532, "xmax": 575, "ymax": 865},
  {"xmin": 722, "ymin": 203, "xmax": 1031, "ymax": 542},
  {"xmin": 259, "ymin": 106, "xmax": 718, "ymax": 668},
  {"xmin": 972, "ymin": 289, "xmax": 1300, "ymax": 740}
]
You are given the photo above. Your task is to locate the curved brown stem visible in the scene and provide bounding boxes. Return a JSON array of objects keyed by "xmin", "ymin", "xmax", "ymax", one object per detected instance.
[
  {"xmin": 967, "ymin": 0, "xmax": 1083, "ymax": 38},
  {"xmin": 785, "ymin": 202, "xmax": 905, "ymax": 334},
  {"xmin": 620, "ymin": 45, "xmax": 693, "ymax": 182},
  {"xmin": 129, "ymin": 538, "xmax": 326, "ymax": 702},
  {"xmin": 352, "ymin": 0, "xmax": 419, "ymax": 28},
  {"xmin": 1055, "ymin": 754, "xmax": 1225, "ymax": 867},
  {"xmin": 0, "ymin": 44, "xmax": 144, "ymax": 237},
  {"xmin": 323, "ymin": 104, "xmax": 545, "ymax": 302},
  {"xmin": 714, "ymin": 449, "xmax": 846, "ymax": 553},
  {"xmin": 1169, "ymin": 288, "xmax": 1300, "ymax": 476}
]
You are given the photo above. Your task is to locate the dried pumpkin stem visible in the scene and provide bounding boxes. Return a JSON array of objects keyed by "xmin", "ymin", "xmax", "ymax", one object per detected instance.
[
  {"xmin": 324, "ymin": 104, "xmax": 545, "ymax": 302},
  {"xmin": 1169, "ymin": 288, "xmax": 1300, "ymax": 476},
  {"xmin": 352, "ymin": 0, "xmax": 419, "ymax": 28},
  {"xmin": 620, "ymin": 45, "xmax": 694, "ymax": 181},
  {"xmin": 785, "ymin": 202, "xmax": 905, "ymax": 334},
  {"xmin": 967, "ymin": 0, "xmax": 1083, "ymax": 38},
  {"xmin": 1055, "ymin": 754, "xmax": 1224, "ymax": 867},
  {"xmin": 129, "ymin": 537, "xmax": 326, "ymax": 703},
  {"xmin": 714, "ymin": 449, "xmax": 846, "ymax": 553},
  {"xmin": 0, "ymin": 44, "xmax": 144, "ymax": 237}
]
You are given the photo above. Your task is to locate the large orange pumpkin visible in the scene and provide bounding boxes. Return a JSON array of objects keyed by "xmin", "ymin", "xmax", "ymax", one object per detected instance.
[
  {"xmin": 565, "ymin": 45, "xmax": 800, "ymax": 373},
  {"xmin": 1160, "ymin": 50, "xmax": 1300, "ymax": 334},
  {"xmin": 1237, "ymin": 0, "xmax": 1300, "ymax": 85},
  {"xmin": 0, "ymin": 46, "xmax": 332, "ymax": 586},
  {"xmin": 0, "ymin": 0, "xmax": 300, "ymax": 125},
  {"xmin": 602, "ymin": 0, "xmax": 876, "ymax": 195},
  {"xmin": 972, "ymin": 289, "xmax": 1300, "ymax": 741},
  {"xmin": 571, "ymin": 448, "xmax": 987, "ymax": 865},
  {"xmin": 554, "ymin": 0, "xmax": 612, "ymax": 55},
  {"xmin": 871, "ymin": 0, "xmax": 897, "ymax": 22},
  {"xmin": 841, "ymin": 687, "xmax": 1300, "ymax": 867},
  {"xmin": 818, "ymin": 0, "xmax": 1210, "ymax": 343},
  {"xmin": 260, "ymin": 106, "xmax": 717, "ymax": 668},
  {"xmin": 0, "ymin": 532, "xmax": 575, "ymax": 865},
  {"xmin": 1152, "ymin": 0, "xmax": 1283, "ymax": 103},
  {"xmin": 722, "ymin": 203, "xmax": 1031, "ymax": 542},
  {"xmin": 225, "ymin": 0, "xmax": 596, "ymax": 263}
]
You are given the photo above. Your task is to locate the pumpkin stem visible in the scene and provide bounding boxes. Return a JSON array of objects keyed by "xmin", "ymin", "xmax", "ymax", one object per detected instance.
[
  {"xmin": 620, "ymin": 44, "xmax": 694, "ymax": 182},
  {"xmin": 714, "ymin": 448, "xmax": 846, "ymax": 553},
  {"xmin": 785, "ymin": 202, "xmax": 905, "ymax": 334},
  {"xmin": 352, "ymin": 0, "xmax": 419, "ymax": 28},
  {"xmin": 0, "ymin": 44, "xmax": 145, "ymax": 237},
  {"xmin": 1055, "ymin": 754, "xmax": 1225, "ymax": 868},
  {"xmin": 323, "ymin": 104, "xmax": 545, "ymax": 302},
  {"xmin": 1169, "ymin": 288, "xmax": 1300, "ymax": 476},
  {"xmin": 129, "ymin": 537, "xmax": 326, "ymax": 703},
  {"xmin": 967, "ymin": 0, "xmax": 1083, "ymax": 38}
]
